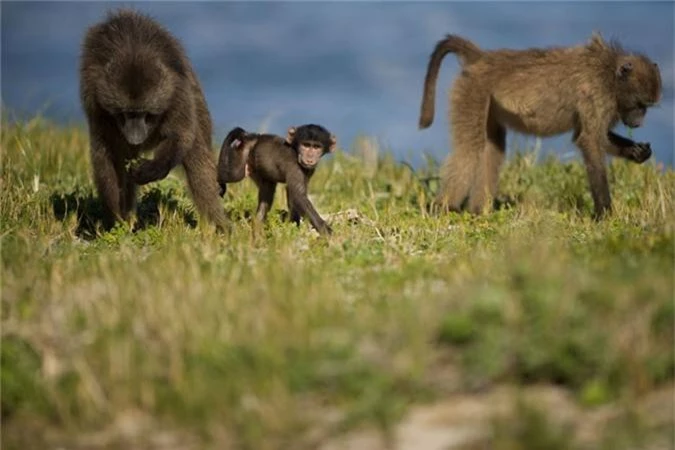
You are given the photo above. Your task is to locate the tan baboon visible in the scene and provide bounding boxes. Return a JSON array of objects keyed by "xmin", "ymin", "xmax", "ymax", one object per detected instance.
[
  {"xmin": 419, "ymin": 33, "xmax": 662, "ymax": 219},
  {"xmin": 79, "ymin": 9, "xmax": 227, "ymax": 230}
]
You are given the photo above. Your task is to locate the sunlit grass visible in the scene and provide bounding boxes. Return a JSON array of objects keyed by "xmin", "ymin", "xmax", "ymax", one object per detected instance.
[{"xmin": 1, "ymin": 117, "xmax": 673, "ymax": 449}]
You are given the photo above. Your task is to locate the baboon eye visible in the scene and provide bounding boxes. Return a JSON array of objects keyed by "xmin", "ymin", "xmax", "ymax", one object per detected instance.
[{"xmin": 124, "ymin": 111, "xmax": 143, "ymax": 120}]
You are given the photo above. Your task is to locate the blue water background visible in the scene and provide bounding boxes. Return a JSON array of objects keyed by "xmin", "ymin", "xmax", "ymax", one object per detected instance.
[{"xmin": 2, "ymin": 1, "xmax": 673, "ymax": 167}]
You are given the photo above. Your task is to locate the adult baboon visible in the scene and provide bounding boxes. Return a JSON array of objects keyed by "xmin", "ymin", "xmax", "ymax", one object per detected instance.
[
  {"xmin": 218, "ymin": 124, "xmax": 336, "ymax": 235},
  {"xmin": 419, "ymin": 33, "xmax": 662, "ymax": 219},
  {"xmin": 79, "ymin": 9, "xmax": 227, "ymax": 230}
]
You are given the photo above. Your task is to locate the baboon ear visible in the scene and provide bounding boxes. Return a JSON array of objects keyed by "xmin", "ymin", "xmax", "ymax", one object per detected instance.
[
  {"xmin": 328, "ymin": 135, "xmax": 337, "ymax": 153},
  {"xmin": 617, "ymin": 61, "xmax": 633, "ymax": 78},
  {"xmin": 285, "ymin": 127, "xmax": 296, "ymax": 145}
]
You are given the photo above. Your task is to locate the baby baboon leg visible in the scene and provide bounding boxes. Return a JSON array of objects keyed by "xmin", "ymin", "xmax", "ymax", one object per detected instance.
[
  {"xmin": 287, "ymin": 179, "xmax": 332, "ymax": 235},
  {"xmin": 469, "ymin": 117, "xmax": 506, "ymax": 214},
  {"xmin": 576, "ymin": 133, "xmax": 612, "ymax": 219},
  {"xmin": 285, "ymin": 186, "xmax": 301, "ymax": 225},
  {"xmin": 182, "ymin": 141, "xmax": 228, "ymax": 230},
  {"xmin": 255, "ymin": 180, "xmax": 276, "ymax": 223}
]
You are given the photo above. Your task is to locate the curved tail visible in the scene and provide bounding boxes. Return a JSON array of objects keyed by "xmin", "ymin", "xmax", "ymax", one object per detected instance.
[
  {"xmin": 419, "ymin": 34, "xmax": 483, "ymax": 129},
  {"xmin": 217, "ymin": 126, "xmax": 260, "ymax": 196},
  {"xmin": 217, "ymin": 127, "xmax": 249, "ymax": 196},
  {"xmin": 221, "ymin": 126, "xmax": 248, "ymax": 151}
]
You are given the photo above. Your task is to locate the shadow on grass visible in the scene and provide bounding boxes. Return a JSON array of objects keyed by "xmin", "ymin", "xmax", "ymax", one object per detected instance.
[
  {"xmin": 423, "ymin": 194, "xmax": 522, "ymax": 217},
  {"xmin": 221, "ymin": 198, "xmax": 297, "ymax": 225},
  {"xmin": 50, "ymin": 186, "xmax": 198, "ymax": 239}
]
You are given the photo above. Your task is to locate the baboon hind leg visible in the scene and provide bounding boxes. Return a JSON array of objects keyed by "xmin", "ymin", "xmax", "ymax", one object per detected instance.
[
  {"xmin": 468, "ymin": 116, "xmax": 506, "ymax": 214},
  {"xmin": 255, "ymin": 181, "xmax": 277, "ymax": 223},
  {"xmin": 436, "ymin": 82, "xmax": 490, "ymax": 213},
  {"xmin": 182, "ymin": 140, "xmax": 229, "ymax": 231}
]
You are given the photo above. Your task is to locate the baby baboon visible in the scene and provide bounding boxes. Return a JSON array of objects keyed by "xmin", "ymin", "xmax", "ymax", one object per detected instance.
[
  {"xmin": 419, "ymin": 33, "xmax": 662, "ymax": 219},
  {"xmin": 218, "ymin": 124, "xmax": 336, "ymax": 235},
  {"xmin": 79, "ymin": 9, "xmax": 227, "ymax": 230}
]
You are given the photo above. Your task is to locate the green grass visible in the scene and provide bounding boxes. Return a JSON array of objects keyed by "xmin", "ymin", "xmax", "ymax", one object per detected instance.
[{"xmin": 1, "ymin": 117, "xmax": 673, "ymax": 449}]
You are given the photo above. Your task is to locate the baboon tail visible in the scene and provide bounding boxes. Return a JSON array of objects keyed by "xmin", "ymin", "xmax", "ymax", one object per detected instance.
[
  {"xmin": 183, "ymin": 142, "xmax": 229, "ymax": 231},
  {"xmin": 217, "ymin": 126, "xmax": 250, "ymax": 195},
  {"xmin": 222, "ymin": 126, "xmax": 248, "ymax": 149},
  {"xmin": 419, "ymin": 34, "xmax": 483, "ymax": 129}
]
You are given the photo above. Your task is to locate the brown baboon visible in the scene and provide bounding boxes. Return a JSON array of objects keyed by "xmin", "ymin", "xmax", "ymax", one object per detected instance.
[
  {"xmin": 79, "ymin": 9, "xmax": 227, "ymax": 230},
  {"xmin": 218, "ymin": 124, "xmax": 336, "ymax": 235},
  {"xmin": 419, "ymin": 33, "xmax": 662, "ymax": 219}
]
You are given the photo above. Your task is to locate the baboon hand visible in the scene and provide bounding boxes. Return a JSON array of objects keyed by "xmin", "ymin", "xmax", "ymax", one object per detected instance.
[
  {"xmin": 629, "ymin": 142, "xmax": 652, "ymax": 164},
  {"xmin": 318, "ymin": 222, "xmax": 333, "ymax": 236},
  {"xmin": 129, "ymin": 158, "xmax": 169, "ymax": 185}
]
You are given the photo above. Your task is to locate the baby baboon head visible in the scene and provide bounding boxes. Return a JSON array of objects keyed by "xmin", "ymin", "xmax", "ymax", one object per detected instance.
[{"xmin": 286, "ymin": 124, "xmax": 337, "ymax": 170}]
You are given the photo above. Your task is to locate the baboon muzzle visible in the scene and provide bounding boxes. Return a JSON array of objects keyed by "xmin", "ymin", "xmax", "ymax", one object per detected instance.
[{"xmin": 121, "ymin": 113, "xmax": 149, "ymax": 145}]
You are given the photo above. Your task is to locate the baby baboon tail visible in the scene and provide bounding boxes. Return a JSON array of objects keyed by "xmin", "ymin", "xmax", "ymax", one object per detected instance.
[{"xmin": 222, "ymin": 126, "xmax": 248, "ymax": 149}]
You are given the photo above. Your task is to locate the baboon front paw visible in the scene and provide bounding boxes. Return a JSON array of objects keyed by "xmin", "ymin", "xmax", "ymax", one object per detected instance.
[
  {"xmin": 630, "ymin": 142, "xmax": 652, "ymax": 164},
  {"xmin": 319, "ymin": 223, "xmax": 333, "ymax": 236},
  {"xmin": 128, "ymin": 159, "xmax": 153, "ymax": 184},
  {"xmin": 129, "ymin": 159, "xmax": 168, "ymax": 185}
]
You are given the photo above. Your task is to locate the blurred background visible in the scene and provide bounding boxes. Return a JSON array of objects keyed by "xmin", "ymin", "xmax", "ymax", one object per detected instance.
[{"xmin": 2, "ymin": 1, "xmax": 673, "ymax": 167}]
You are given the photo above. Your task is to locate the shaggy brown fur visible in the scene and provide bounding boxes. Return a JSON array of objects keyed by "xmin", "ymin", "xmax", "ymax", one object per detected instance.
[
  {"xmin": 79, "ymin": 9, "xmax": 227, "ymax": 230},
  {"xmin": 419, "ymin": 32, "xmax": 662, "ymax": 219}
]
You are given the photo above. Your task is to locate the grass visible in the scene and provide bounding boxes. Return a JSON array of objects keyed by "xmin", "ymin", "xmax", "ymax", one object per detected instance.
[{"xmin": 1, "ymin": 116, "xmax": 673, "ymax": 449}]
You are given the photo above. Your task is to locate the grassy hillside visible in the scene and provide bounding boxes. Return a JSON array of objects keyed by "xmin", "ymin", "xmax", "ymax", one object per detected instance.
[{"xmin": 1, "ymin": 118, "xmax": 673, "ymax": 450}]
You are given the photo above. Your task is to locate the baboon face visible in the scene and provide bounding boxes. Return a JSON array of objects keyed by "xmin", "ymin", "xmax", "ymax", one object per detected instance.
[
  {"xmin": 288, "ymin": 124, "xmax": 336, "ymax": 169},
  {"xmin": 297, "ymin": 140, "xmax": 327, "ymax": 169},
  {"xmin": 620, "ymin": 105, "xmax": 647, "ymax": 128},
  {"xmin": 616, "ymin": 56, "xmax": 662, "ymax": 128},
  {"xmin": 112, "ymin": 111, "xmax": 161, "ymax": 145},
  {"xmin": 97, "ymin": 56, "xmax": 174, "ymax": 145}
]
